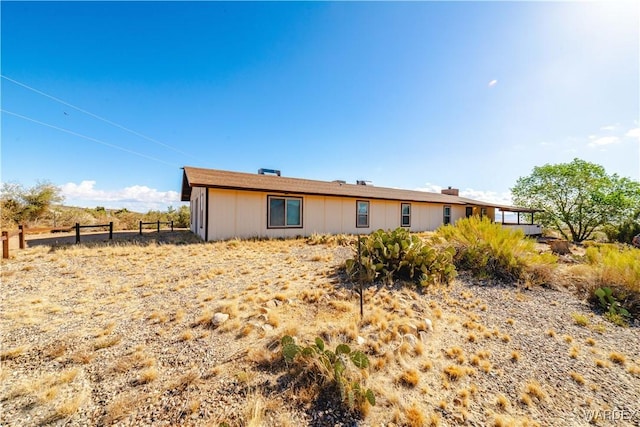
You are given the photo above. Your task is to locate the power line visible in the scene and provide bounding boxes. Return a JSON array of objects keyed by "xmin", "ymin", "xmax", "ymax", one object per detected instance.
[
  {"xmin": 1, "ymin": 109, "xmax": 178, "ymax": 167},
  {"xmin": 1, "ymin": 74, "xmax": 197, "ymax": 160}
]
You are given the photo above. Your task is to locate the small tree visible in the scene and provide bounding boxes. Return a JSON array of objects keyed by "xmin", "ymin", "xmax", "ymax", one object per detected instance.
[
  {"xmin": 512, "ymin": 159, "xmax": 640, "ymax": 242},
  {"xmin": 169, "ymin": 205, "xmax": 190, "ymax": 228},
  {"xmin": 0, "ymin": 181, "xmax": 63, "ymax": 227}
]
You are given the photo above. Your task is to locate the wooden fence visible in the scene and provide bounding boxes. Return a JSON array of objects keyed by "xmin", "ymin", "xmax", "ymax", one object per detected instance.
[
  {"xmin": 3, "ymin": 220, "xmax": 174, "ymax": 257},
  {"xmin": 2, "ymin": 225, "xmax": 25, "ymax": 259},
  {"xmin": 75, "ymin": 222, "xmax": 113, "ymax": 244},
  {"xmin": 139, "ymin": 220, "xmax": 174, "ymax": 235}
]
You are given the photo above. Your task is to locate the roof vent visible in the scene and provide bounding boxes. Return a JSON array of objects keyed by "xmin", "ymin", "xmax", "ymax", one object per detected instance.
[
  {"xmin": 258, "ymin": 168, "xmax": 281, "ymax": 176},
  {"xmin": 441, "ymin": 187, "xmax": 459, "ymax": 196},
  {"xmin": 356, "ymin": 180, "xmax": 372, "ymax": 186}
]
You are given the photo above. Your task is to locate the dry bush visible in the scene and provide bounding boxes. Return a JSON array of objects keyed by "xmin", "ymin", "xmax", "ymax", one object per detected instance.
[{"xmin": 436, "ymin": 216, "xmax": 557, "ymax": 285}]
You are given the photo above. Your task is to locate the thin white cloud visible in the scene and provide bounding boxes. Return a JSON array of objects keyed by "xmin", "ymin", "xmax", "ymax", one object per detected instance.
[
  {"xmin": 416, "ymin": 184, "xmax": 512, "ymax": 206},
  {"xmin": 539, "ymin": 141, "xmax": 552, "ymax": 147},
  {"xmin": 60, "ymin": 180, "xmax": 182, "ymax": 212},
  {"xmin": 600, "ymin": 124, "xmax": 619, "ymax": 131},
  {"xmin": 488, "ymin": 79, "xmax": 498, "ymax": 87},
  {"xmin": 415, "ymin": 183, "xmax": 442, "ymax": 193},
  {"xmin": 588, "ymin": 136, "xmax": 619, "ymax": 147},
  {"xmin": 625, "ymin": 127, "xmax": 640, "ymax": 139},
  {"xmin": 460, "ymin": 189, "xmax": 512, "ymax": 206}
]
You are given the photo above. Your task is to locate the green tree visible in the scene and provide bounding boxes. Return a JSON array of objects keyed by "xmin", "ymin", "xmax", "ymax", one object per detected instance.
[
  {"xmin": 0, "ymin": 181, "xmax": 63, "ymax": 227},
  {"xmin": 168, "ymin": 205, "xmax": 190, "ymax": 228},
  {"xmin": 511, "ymin": 158, "xmax": 640, "ymax": 242}
]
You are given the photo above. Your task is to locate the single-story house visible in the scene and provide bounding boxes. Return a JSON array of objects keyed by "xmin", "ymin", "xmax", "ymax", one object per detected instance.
[{"xmin": 180, "ymin": 166, "xmax": 541, "ymax": 241}]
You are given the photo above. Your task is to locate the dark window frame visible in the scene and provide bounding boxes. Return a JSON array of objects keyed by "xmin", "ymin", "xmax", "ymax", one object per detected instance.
[
  {"xmin": 401, "ymin": 203, "xmax": 411, "ymax": 227},
  {"xmin": 465, "ymin": 206, "xmax": 473, "ymax": 218},
  {"xmin": 356, "ymin": 200, "xmax": 370, "ymax": 228},
  {"xmin": 443, "ymin": 205, "xmax": 451, "ymax": 225},
  {"xmin": 267, "ymin": 195, "xmax": 303, "ymax": 229}
]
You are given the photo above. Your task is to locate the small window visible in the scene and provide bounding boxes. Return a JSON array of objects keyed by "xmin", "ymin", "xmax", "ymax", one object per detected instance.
[
  {"xmin": 401, "ymin": 203, "xmax": 411, "ymax": 227},
  {"xmin": 443, "ymin": 205, "xmax": 451, "ymax": 225},
  {"xmin": 356, "ymin": 200, "xmax": 370, "ymax": 228},
  {"xmin": 268, "ymin": 196, "xmax": 302, "ymax": 228},
  {"xmin": 465, "ymin": 206, "xmax": 473, "ymax": 218},
  {"xmin": 481, "ymin": 207, "xmax": 487, "ymax": 218}
]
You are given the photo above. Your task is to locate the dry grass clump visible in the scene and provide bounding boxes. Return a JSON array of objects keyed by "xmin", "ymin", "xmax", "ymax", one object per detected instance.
[
  {"xmin": 495, "ymin": 393, "xmax": 510, "ymax": 410},
  {"xmin": 398, "ymin": 369, "xmax": 420, "ymax": 387},
  {"xmin": 405, "ymin": 403, "xmax": 427, "ymax": 427},
  {"xmin": 627, "ymin": 364, "xmax": 640, "ymax": 376},
  {"xmin": 0, "ymin": 345, "xmax": 28, "ymax": 360},
  {"xmin": 520, "ymin": 379, "xmax": 546, "ymax": 405},
  {"xmin": 571, "ymin": 312, "xmax": 589, "ymax": 327},
  {"xmin": 93, "ymin": 335, "xmax": 121, "ymax": 350},
  {"xmin": 443, "ymin": 364, "xmax": 475, "ymax": 381},
  {"xmin": 104, "ymin": 392, "xmax": 142, "ymax": 424},
  {"xmin": 137, "ymin": 367, "xmax": 159, "ymax": 384},
  {"xmin": 569, "ymin": 371, "xmax": 585, "ymax": 385},
  {"xmin": 43, "ymin": 392, "xmax": 87, "ymax": 423},
  {"xmin": 608, "ymin": 352, "xmax": 626, "ymax": 365}
]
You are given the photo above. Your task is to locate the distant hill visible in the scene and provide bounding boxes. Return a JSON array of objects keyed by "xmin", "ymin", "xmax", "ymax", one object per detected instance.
[{"xmin": 15, "ymin": 204, "xmax": 189, "ymax": 231}]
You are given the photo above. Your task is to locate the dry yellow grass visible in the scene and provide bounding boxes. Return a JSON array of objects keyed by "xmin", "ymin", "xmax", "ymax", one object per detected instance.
[{"xmin": 1, "ymin": 233, "xmax": 639, "ymax": 426}]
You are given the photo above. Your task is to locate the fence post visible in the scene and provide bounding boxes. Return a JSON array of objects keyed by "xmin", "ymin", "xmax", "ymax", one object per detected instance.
[
  {"xmin": 18, "ymin": 225, "xmax": 25, "ymax": 249},
  {"xmin": 2, "ymin": 231, "xmax": 9, "ymax": 259},
  {"xmin": 170, "ymin": 220, "xmax": 174, "ymax": 232},
  {"xmin": 139, "ymin": 221, "xmax": 143, "ymax": 236},
  {"xmin": 109, "ymin": 222, "xmax": 113, "ymax": 240},
  {"xmin": 75, "ymin": 223, "xmax": 80, "ymax": 244},
  {"xmin": 157, "ymin": 220, "xmax": 160, "ymax": 233}
]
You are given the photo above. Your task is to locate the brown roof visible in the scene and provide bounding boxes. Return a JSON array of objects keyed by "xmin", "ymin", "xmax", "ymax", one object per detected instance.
[{"xmin": 181, "ymin": 166, "xmax": 512, "ymax": 208}]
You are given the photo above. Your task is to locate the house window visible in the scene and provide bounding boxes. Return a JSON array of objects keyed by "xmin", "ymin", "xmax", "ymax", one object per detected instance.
[
  {"xmin": 356, "ymin": 200, "xmax": 370, "ymax": 228},
  {"xmin": 268, "ymin": 196, "xmax": 302, "ymax": 228},
  {"xmin": 443, "ymin": 205, "xmax": 451, "ymax": 225},
  {"xmin": 481, "ymin": 207, "xmax": 487, "ymax": 218},
  {"xmin": 465, "ymin": 207, "xmax": 473, "ymax": 218},
  {"xmin": 199, "ymin": 194, "xmax": 204, "ymax": 229},
  {"xmin": 401, "ymin": 203, "xmax": 411, "ymax": 227}
]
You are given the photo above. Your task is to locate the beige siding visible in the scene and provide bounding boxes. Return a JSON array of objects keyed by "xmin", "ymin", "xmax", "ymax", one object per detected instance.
[
  {"xmin": 190, "ymin": 187, "xmax": 207, "ymax": 240},
  {"xmin": 202, "ymin": 189, "xmax": 477, "ymax": 240}
]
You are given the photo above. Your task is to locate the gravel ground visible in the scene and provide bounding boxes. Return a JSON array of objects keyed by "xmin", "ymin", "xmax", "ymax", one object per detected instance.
[{"xmin": 1, "ymin": 233, "xmax": 638, "ymax": 426}]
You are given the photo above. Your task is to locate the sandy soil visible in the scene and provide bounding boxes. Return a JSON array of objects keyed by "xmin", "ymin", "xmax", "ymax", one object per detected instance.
[{"xmin": 1, "ymin": 233, "xmax": 639, "ymax": 426}]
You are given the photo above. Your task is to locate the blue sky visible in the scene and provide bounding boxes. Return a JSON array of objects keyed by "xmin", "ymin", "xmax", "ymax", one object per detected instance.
[{"xmin": 2, "ymin": 1, "xmax": 638, "ymax": 211}]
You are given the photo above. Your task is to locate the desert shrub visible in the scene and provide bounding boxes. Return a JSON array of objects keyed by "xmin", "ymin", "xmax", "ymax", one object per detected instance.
[
  {"xmin": 345, "ymin": 228, "xmax": 456, "ymax": 286},
  {"xmin": 436, "ymin": 216, "xmax": 557, "ymax": 286},
  {"xmin": 583, "ymin": 244, "xmax": 640, "ymax": 320},
  {"xmin": 603, "ymin": 210, "xmax": 640, "ymax": 245},
  {"xmin": 280, "ymin": 336, "xmax": 375, "ymax": 415},
  {"xmin": 307, "ymin": 233, "xmax": 353, "ymax": 246}
]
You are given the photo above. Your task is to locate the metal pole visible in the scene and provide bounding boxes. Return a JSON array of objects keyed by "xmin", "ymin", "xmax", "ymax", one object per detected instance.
[
  {"xmin": 139, "ymin": 221, "xmax": 143, "ymax": 235},
  {"xmin": 157, "ymin": 220, "xmax": 160, "ymax": 233},
  {"xmin": 75, "ymin": 223, "xmax": 80, "ymax": 244},
  {"xmin": 109, "ymin": 222, "xmax": 113, "ymax": 240}
]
